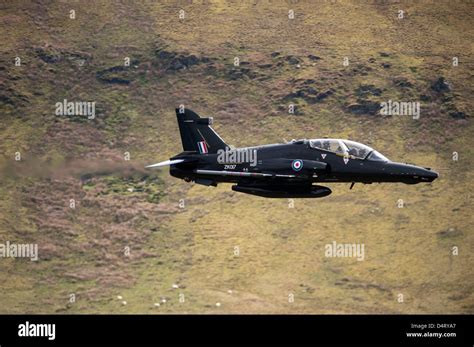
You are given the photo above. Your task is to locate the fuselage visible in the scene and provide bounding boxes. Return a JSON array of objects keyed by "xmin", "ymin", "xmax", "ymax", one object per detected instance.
[{"xmin": 169, "ymin": 139, "xmax": 439, "ymax": 186}]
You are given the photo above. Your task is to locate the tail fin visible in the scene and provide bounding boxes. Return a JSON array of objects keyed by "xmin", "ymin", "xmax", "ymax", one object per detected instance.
[{"xmin": 176, "ymin": 108, "xmax": 228, "ymax": 154}]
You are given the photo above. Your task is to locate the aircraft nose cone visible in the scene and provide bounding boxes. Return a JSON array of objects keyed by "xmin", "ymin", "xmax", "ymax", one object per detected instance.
[{"xmin": 421, "ymin": 168, "xmax": 439, "ymax": 182}]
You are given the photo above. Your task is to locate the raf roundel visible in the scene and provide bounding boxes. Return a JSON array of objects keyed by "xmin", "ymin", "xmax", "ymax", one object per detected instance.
[{"xmin": 292, "ymin": 159, "xmax": 303, "ymax": 171}]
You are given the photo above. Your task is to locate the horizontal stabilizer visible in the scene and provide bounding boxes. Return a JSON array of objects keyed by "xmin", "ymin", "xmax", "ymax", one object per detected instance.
[{"xmin": 145, "ymin": 159, "xmax": 185, "ymax": 169}]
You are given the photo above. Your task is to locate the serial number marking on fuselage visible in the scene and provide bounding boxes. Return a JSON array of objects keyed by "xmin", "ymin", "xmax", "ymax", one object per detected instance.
[{"xmin": 224, "ymin": 165, "xmax": 237, "ymax": 170}]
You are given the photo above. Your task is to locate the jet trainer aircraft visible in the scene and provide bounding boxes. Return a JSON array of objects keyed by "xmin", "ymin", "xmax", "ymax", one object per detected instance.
[{"xmin": 146, "ymin": 108, "xmax": 438, "ymax": 198}]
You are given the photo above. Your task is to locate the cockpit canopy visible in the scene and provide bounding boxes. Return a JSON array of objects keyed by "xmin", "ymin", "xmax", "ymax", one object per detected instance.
[{"xmin": 308, "ymin": 139, "xmax": 389, "ymax": 161}]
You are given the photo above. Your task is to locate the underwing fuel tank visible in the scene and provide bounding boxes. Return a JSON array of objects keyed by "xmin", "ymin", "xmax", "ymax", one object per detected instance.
[{"xmin": 231, "ymin": 185, "xmax": 332, "ymax": 198}]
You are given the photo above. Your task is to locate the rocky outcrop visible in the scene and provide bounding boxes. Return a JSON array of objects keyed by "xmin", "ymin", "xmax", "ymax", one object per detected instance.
[
  {"xmin": 96, "ymin": 65, "xmax": 133, "ymax": 85},
  {"xmin": 431, "ymin": 77, "xmax": 450, "ymax": 93},
  {"xmin": 155, "ymin": 48, "xmax": 210, "ymax": 72},
  {"xmin": 347, "ymin": 101, "xmax": 380, "ymax": 115}
]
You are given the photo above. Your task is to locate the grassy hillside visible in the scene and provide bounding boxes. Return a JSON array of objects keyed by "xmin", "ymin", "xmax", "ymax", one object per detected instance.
[{"xmin": 0, "ymin": 0, "xmax": 472, "ymax": 313}]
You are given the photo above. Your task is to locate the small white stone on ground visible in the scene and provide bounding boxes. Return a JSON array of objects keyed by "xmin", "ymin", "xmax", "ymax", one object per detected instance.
[
  {"xmin": 117, "ymin": 295, "xmax": 123, "ymax": 300},
  {"xmin": 154, "ymin": 303, "xmax": 160, "ymax": 307},
  {"xmin": 216, "ymin": 302, "xmax": 221, "ymax": 307},
  {"xmin": 121, "ymin": 301, "xmax": 127, "ymax": 305},
  {"xmin": 172, "ymin": 284, "xmax": 179, "ymax": 289}
]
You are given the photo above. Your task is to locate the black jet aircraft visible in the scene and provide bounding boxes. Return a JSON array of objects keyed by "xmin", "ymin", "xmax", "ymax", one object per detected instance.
[{"xmin": 146, "ymin": 108, "xmax": 438, "ymax": 198}]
